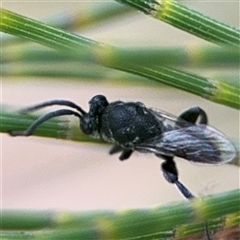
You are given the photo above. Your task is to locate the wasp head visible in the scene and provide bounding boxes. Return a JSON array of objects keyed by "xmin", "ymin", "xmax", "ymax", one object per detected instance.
[{"xmin": 80, "ymin": 95, "xmax": 108, "ymax": 136}]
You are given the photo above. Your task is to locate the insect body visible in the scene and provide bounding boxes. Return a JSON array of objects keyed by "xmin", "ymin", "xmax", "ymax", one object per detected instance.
[{"xmin": 10, "ymin": 95, "xmax": 236, "ymax": 199}]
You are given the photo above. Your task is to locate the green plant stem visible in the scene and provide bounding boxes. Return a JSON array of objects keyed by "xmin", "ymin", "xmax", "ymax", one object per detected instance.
[
  {"xmin": 3, "ymin": 46, "xmax": 239, "ymax": 68},
  {"xmin": 112, "ymin": 64, "xmax": 240, "ymax": 109},
  {"xmin": 1, "ymin": 189, "xmax": 240, "ymax": 239},
  {"xmin": 2, "ymin": 4, "xmax": 133, "ymax": 47},
  {"xmin": 2, "ymin": 63, "xmax": 108, "ymax": 80},
  {"xmin": 115, "ymin": 0, "xmax": 240, "ymax": 47},
  {"xmin": 1, "ymin": 8, "xmax": 239, "ymax": 109},
  {"xmin": 0, "ymin": 8, "xmax": 99, "ymax": 52}
]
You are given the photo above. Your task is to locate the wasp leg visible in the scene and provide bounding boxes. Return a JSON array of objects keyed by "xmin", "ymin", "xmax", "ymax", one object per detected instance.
[
  {"xmin": 178, "ymin": 107, "xmax": 208, "ymax": 124},
  {"xmin": 109, "ymin": 145, "xmax": 123, "ymax": 155},
  {"xmin": 109, "ymin": 145, "xmax": 133, "ymax": 161},
  {"xmin": 160, "ymin": 156, "xmax": 211, "ymax": 239},
  {"xmin": 160, "ymin": 156, "xmax": 195, "ymax": 199},
  {"xmin": 119, "ymin": 149, "xmax": 133, "ymax": 161}
]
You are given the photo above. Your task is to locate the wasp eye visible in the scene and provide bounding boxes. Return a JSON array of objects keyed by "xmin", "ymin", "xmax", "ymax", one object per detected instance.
[
  {"xmin": 90, "ymin": 95, "xmax": 107, "ymax": 105},
  {"xmin": 80, "ymin": 115, "xmax": 95, "ymax": 135},
  {"xmin": 89, "ymin": 95, "xmax": 108, "ymax": 115}
]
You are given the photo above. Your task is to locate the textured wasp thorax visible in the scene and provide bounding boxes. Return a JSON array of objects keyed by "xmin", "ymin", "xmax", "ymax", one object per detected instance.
[{"xmin": 100, "ymin": 100, "xmax": 163, "ymax": 146}]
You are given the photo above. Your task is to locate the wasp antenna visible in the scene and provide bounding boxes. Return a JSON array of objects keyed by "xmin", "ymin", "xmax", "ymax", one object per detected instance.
[
  {"xmin": 10, "ymin": 109, "xmax": 82, "ymax": 137},
  {"xmin": 21, "ymin": 100, "xmax": 86, "ymax": 116}
]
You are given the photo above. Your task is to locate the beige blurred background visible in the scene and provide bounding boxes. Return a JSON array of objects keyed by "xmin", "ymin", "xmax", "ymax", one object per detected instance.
[{"xmin": 2, "ymin": 1, "xmax": 239, "ymax": 211}]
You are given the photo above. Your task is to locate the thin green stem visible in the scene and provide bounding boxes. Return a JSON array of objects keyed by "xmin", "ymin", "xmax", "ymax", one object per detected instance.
[
  {"xmin": 115, "ymin": 0, "xmax": 240, "ymax": 47},
  {"xmin": 0, "ymin": 107, "xmax": 102, "ymax": 143},
  {"xmin": 0, "ymin": 8, "xmax": 99, "ymax": 52},
  {"xmin": 1, "ymin": 8, "xmax": 239, "ymax": 109},
  {"xmin": 112, "ymin": 64, "xmax": 240, "ymax": 109},
  {"xmin": 154, "ymin": 0, "xmax": 240, "ymax": 47},
  {"xmin": 1, "ymin": 190, "xmax": 240, "ymax": 239},
  {"xmin": 3, "ymin": 46, "xmax": 239, "ymax": 68},
  {"xmin": 2, "ymin": 4, "xmax": 133, "ymax": 46}
]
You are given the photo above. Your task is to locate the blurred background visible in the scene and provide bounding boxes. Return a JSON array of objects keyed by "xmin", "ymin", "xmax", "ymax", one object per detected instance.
[{"xmin": 2, "ymin": 1, "xmax": 239, "ymax": 210}]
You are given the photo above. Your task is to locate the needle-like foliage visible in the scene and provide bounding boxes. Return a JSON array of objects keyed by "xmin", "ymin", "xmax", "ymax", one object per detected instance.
[{"xmin": 1, "ymin": 2, "xmax": 239, "ymax": 239}]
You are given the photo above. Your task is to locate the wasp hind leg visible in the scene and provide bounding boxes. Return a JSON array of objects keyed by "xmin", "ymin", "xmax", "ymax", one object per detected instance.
[
  {"xmin": 160, "ymin": 156, "xmax": 194, "ymax": 199},
  {"xmin": 178, "ymin": 107, "xmax": 208, "ymax": 124},
  {"xmin": 160, "ymin": 156, "xmax": 211, "ymax": 240}
]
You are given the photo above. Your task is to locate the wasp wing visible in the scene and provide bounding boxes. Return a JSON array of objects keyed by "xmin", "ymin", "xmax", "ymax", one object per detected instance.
[
  {"xmin": 136, "ymin": 124, "xmax": 236, "ymax": 164},
  {"xmin": 147, "ymin": 108, "xmax": 190, "ymax": 131}
]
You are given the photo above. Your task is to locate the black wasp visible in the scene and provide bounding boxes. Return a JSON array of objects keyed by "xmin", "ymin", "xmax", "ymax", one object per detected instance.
[{"xmin": 10, "ymin": 95, "xmax": 236, "ymax": 200}]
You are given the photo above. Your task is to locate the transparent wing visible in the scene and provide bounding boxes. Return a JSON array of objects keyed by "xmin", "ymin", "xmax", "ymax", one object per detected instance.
[
  {"xmin": 147, "ymin": 108, "xmax": 190, "ymax": 131},
  {"xmin": 136, "ymin": 124, "xmax": 236, "ymax": 164}
]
